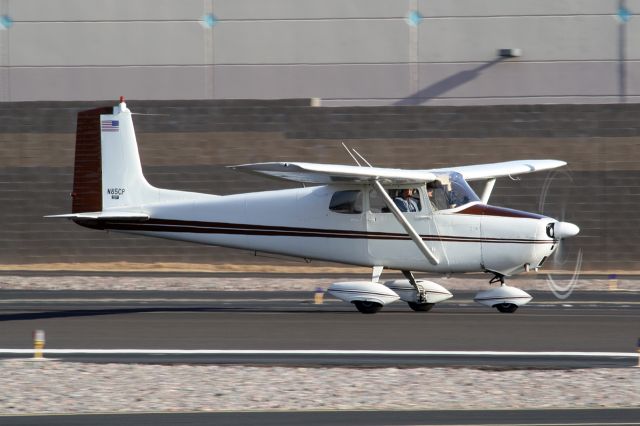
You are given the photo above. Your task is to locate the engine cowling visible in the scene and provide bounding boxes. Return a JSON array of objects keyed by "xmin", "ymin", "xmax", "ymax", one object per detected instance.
[
  {"xmin": 328, "ymin": 281, "xmax": 400, "ymax": 305},
  {"xmin": 384, "ymin": 279, "xmax": 453, "ymax": 304}
]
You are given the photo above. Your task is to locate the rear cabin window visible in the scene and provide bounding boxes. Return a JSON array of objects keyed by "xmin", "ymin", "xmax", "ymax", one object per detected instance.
[{"xmin": 329, "ymin": 190, "xmax": 363, "ymax": 214}]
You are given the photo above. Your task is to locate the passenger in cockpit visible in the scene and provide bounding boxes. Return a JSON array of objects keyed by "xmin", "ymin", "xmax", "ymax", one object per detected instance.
[{"xmin": 394, "ymin": 188, "xmax": 419, "ymax": 212}]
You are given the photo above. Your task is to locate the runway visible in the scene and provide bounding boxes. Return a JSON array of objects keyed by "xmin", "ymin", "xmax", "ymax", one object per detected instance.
[
  {"xmin": 0, "ymin": 290, "xmax": 637, "ymax": 367},
  {"xmin": 3, "ymin": 408, "xmax": 640, "ymax": 426}
]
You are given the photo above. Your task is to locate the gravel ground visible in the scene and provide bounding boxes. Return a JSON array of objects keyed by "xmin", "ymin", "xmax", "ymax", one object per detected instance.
[
  {"xmin": 1, "ymin": 360, "xmax": 638, "ymax": 414},
  {"xmin": 1, "ymin": 275, "xmax": 638, "ymax": 292},
  {"xmin": 1, "ymin": 276, "xmax": 637, "ymax": 415}
]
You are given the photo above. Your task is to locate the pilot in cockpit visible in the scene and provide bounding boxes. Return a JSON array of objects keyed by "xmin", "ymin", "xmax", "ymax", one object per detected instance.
[{"xmin": 427, "ymin": 181, "xmax": 450, "ymax": 211}]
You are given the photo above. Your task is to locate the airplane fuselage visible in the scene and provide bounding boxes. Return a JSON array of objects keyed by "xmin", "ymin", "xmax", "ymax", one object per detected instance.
[{"xmin": 79, "ymin": 185, "xmax": 558, "ymax": 276}]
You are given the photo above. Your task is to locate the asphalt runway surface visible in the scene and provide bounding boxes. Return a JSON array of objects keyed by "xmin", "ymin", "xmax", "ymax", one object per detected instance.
[
  {"xmin": 3, "ymin": 408, "xmax": 640, "ymax": 426},
  {"xmin": 0, "ymin": 289, "xmax": 637, "ymax": 367}
]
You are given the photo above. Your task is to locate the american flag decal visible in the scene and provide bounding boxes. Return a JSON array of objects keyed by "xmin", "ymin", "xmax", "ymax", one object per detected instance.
[{"xmin": 101, "ymin": 120, "xmax": 119, "ymax": 132}]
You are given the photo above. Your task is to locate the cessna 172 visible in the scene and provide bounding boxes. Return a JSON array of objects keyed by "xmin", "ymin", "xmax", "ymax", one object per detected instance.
[{"xmin": 49, "ymin": 98, "xmax": 580, "ymax": 314}]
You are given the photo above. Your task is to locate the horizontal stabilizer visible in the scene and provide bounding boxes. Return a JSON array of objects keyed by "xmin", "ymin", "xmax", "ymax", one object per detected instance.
[
  {"xmin": 230, "ymin": 162, "xmax": 437, "ymax": 185},
  {"xmin": 45, "ymin": 211, "xmax": 149, "ymax": 221}
]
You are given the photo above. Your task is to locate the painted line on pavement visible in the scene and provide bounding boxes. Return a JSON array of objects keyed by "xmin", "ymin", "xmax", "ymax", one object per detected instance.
[{"xmin": 0, "ymin": 349, "xmax": 636, "ymax": 357}]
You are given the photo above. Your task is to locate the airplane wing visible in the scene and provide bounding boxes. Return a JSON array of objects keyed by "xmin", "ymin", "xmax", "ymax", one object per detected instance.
[
  {"xmin": 229, "ymin": 162, "xmax": 437, "ymax": 184},
  {"xmin": 428, "ymin": 159, "xmax": 566, "ymax": 181},
  {"xmin": 231, "ymin": 159, "xmax": 566, "ymax": 184}
]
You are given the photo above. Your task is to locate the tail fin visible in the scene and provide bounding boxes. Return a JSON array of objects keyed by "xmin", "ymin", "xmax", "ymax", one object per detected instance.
[{"xmin": 72, "ymin": 97, "xmax": 157, "ymax": 213}]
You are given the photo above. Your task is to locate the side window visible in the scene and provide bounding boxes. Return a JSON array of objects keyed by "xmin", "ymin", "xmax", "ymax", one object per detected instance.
[
  {"xmin": 391, "ymin": 188, "xmax": 421, "ymax": 212},
  {"xmin": 369, "ymin": 189, "xmax": 388, "ymax": 213},
  {"xmin": 369, "ymin": 188, "xmax": 422, "ymax": 213},
  {"xmin": 329, "ymin": 190, "xmax": 363, "ymax": 214},
  {"xmin": 427, "ymin": 175, "xmax": 479, "ymax": 211},
  {"xmin": 427, "ymin": 181, "xmax": 450, "ymax": 211}
]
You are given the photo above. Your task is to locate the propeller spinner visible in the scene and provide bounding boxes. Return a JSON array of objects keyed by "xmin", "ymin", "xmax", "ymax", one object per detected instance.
[{"xmin": 554, "ymin": 221, "xmax": 580, "ymax": 239}]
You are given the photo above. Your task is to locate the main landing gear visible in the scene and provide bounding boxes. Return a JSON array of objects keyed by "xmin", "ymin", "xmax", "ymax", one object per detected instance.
[
  {"xmin": 353, "ymin": 301, "xmax": 383, "ymax": 314},
  {"xmin": 403, "ymin": 270, "xmax": 429, "ymax": 311},
  {"xmin": 407, "ymin": 301, "xmax": 435, "ymax": 312},
  {"xmin": 326, "ymin": 268, "xmax": 453, "ymax": 314},
  {"xmin": 382, "ymin": 270, "xmax": 452, "ymax": 312},
  {"xmin": 473, "ymin": 272, "xmax": 533, "ymax": 313}
]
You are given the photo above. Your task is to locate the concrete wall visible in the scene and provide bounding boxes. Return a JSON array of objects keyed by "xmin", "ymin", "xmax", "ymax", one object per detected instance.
[
  {"xmin": 2, "ymin": 0, "xmax": 640, "ymax": 105},
  {"xmin": 3, "ymin": 100, "xmax": 640, "ymax": 272}
]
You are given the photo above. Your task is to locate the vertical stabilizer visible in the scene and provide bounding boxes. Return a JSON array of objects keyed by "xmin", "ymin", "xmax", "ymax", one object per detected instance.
[
  {"xmin": 70, "ymin": 97, "xmax": 212, "ymax": 215},
  {"xmin": 99, "ymin": 97, "xmax": 156, "ymax": 210},
  {"xmin": 72, "ymin": 97, "xmax": 158, "ymax": 213}
]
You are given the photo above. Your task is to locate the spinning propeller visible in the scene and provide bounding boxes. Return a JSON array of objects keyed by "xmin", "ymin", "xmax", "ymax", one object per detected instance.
[{"xmin": 538, "ymin": 170, "xmax": 583, "ymax": 298}]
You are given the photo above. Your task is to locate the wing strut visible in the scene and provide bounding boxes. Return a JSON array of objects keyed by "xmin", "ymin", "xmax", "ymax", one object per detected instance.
[
  {"xmin": 373, "ymin": 180, "xmax": 439, "ymax": 266},
  {"xmin": 372, "ymin": 265, "xmax": 384, "ymax": 283},
  {"xmin": 480, "ymin": 178, "xmax": 496, "ymax": 204}
]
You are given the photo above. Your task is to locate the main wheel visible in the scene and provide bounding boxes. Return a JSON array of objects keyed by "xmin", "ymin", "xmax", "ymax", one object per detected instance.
[
  {"xmin": 407, "ymin": 302, "xmax": 435, "ymax": 312},
  {"xmin": 353, "ymin": 301, "xmax": 383, "ymax": 314},
  {"xmin": 495, "ymin": 303, "xmax": 518, "ymax": 313}
]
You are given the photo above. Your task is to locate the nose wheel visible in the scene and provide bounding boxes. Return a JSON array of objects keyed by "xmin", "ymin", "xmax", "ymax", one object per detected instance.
[
  {"xmin": 494, "ymin": 302, "xmax": 518, "ymax": 313},
  {"xmin": 475, "ymin": 271, "xmax": 532, "ymax": 313}
]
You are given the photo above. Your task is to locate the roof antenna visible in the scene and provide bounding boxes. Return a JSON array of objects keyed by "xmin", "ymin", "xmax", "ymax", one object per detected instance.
[
  {"xmin": 341, "ymin": 142, "xmax": 362, "ymax": 167},
  {"xmin": 352, "ymin": 148, "xmax": 373, "ymax": 168},
  {"xmin": 131, "ymin": 112, "xmax": 170, "ymax": 116}
]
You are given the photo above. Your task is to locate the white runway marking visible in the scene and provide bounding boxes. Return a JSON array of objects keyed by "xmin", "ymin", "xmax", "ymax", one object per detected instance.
[
  {"xmin": 0, "ymin": 349, "xmax": 636, "ymax": 357},
  {"xmin": 458, "ymin": 424, "xmax": 640, "ymax": 426}
]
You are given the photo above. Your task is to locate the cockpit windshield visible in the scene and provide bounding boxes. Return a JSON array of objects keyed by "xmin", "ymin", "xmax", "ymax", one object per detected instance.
[{"xmin": 427, "ymin": 172, "xmax": 480, "ymax": 211}]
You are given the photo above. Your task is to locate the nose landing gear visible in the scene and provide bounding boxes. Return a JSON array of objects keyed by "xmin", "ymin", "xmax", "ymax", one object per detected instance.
[
  {"xmin": 475, "ymin": 272, "xmax": 532, "ymax": 313},
  {"xmin": 489, "ymin": 272, "xmax": 505, "ymax": 285},
  {"xmin": 494, "ymin": 302, "xmax": 519, "ymax": 313}
]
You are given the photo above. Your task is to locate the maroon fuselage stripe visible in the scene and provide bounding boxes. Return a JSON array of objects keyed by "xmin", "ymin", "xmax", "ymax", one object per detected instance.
[
  {"xmin": 457, "ymin": 204, "xmax": 547, "ymax": 220},
  {"xmin": 76, "ymin": 218, "xmax": 555, "ymax": 245}
]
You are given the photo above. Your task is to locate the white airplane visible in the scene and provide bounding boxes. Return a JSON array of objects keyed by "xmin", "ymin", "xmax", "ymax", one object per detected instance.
[{"xmin": 49, "ymin": 97, "xmax": 580, "ymax": 314}]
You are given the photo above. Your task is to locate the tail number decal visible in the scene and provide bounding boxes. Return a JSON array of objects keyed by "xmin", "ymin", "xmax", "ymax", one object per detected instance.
[{"xmin": 107, "ymin": 188, "xmax": 126, "ymax": 200}]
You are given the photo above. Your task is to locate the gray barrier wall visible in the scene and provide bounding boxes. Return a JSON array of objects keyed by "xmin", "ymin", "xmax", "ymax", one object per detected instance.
[
  {"xmin": 3, "ymin": 99, "xmax": 639, "ymax": 272},
  {"xmin": 1, "ymin": 0, "xmax": 640, "ymax": 105}
]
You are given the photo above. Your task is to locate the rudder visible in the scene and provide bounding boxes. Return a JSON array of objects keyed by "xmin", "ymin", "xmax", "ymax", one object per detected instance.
[{"xmin": 72, "ymin": 106, "xmax": 111, "ymax": 213}]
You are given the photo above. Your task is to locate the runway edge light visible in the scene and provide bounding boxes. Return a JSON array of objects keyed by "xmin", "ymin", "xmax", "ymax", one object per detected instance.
[{"xmin": 33, "ymin": 330, "xmax": 45, "ymax": 360}]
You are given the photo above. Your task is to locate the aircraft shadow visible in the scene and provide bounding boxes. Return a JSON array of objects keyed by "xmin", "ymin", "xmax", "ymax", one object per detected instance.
[{"xmin": 0, "ymin": 307, "xmax": 353, "ymax": 321}]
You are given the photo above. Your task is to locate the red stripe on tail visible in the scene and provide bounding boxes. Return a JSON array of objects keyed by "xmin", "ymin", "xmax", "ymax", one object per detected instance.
[{"xmin": 71, "ymin": 107, "xmax": 111, "ymax": 213}]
